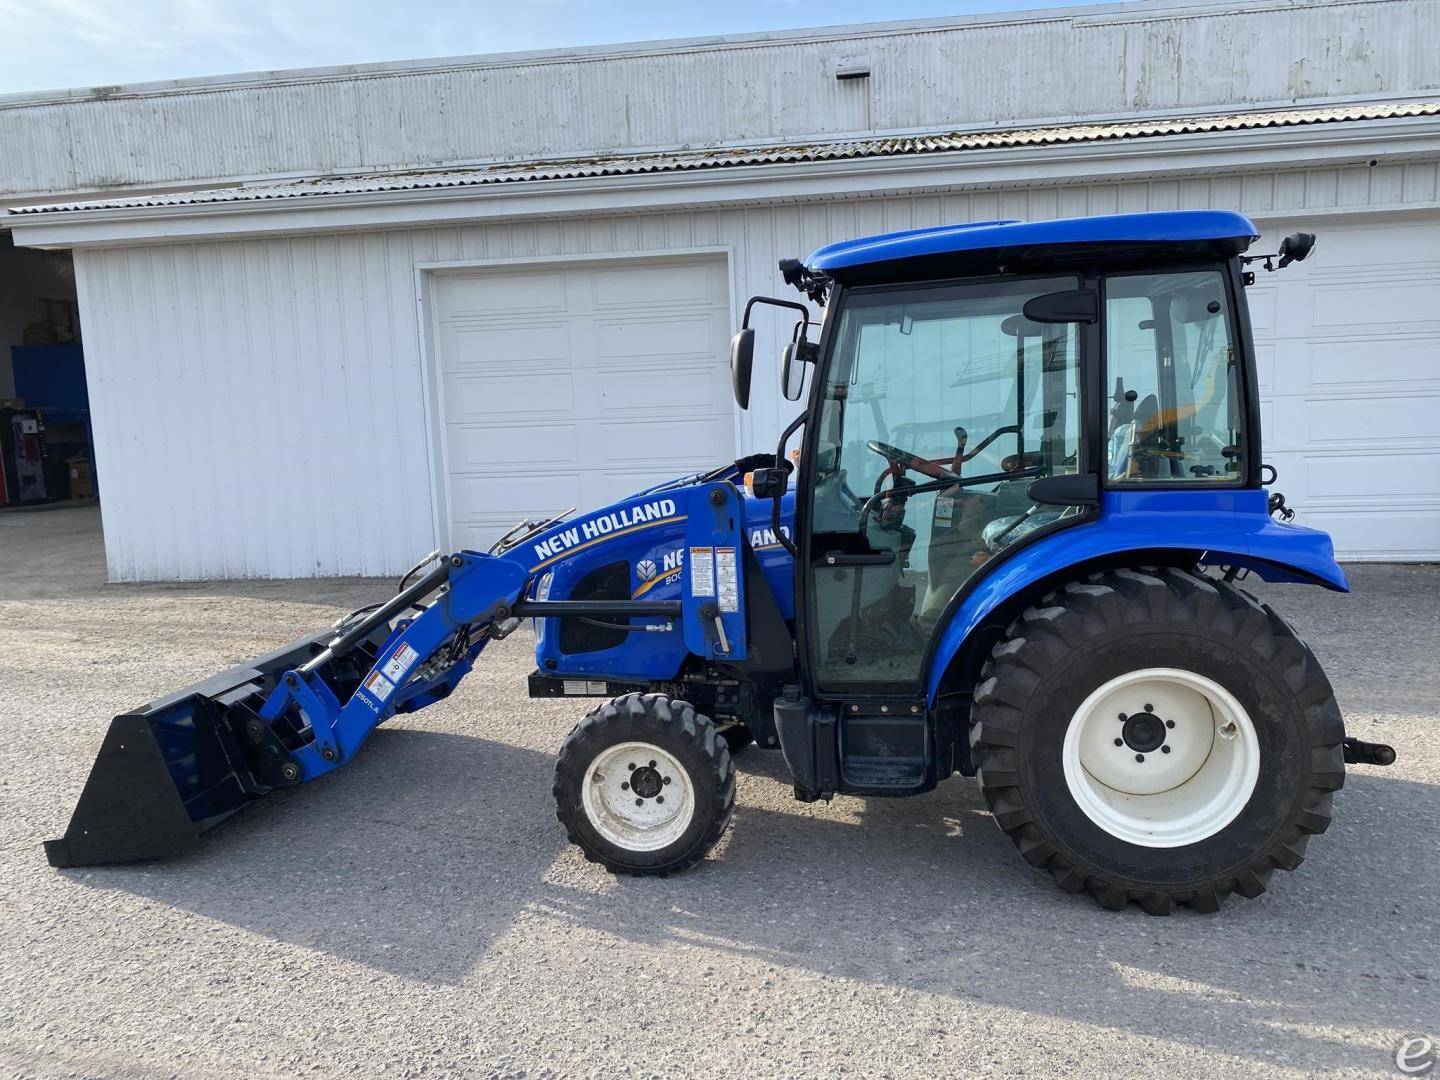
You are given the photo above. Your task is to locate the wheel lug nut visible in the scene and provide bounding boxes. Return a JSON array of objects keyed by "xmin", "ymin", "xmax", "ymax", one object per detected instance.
[
  {"xmin": 1165, "ymin": 719, "xmax": 1175, "ymax": 729},
  {"xmin": 1118, "ymin": 713, "xmax": 1127, "ymax": 721},
  {"xmin": 1161, "ymin": 745, "xmax": 1171, "ymax": 754},
  {"xmin": 628, "ymin": 763, "xmax": 636, "ymax": 771},
  {"xmin": 635, "ymin": 798, "xmax": 644, "ymax": 807},
  {"xmin": 649, "ymin": 760, "xmax": 657, "ymax": 768},
  {"xmin": 1114, "ymin": 738, "xmax": 1123, "ymax": 747},
  {"xmin": 621, "ymin": 781, "xmax": 629, "ymax": 790},
  {"xmin": 656, "ymin": 795, "xmax": 664, "ymax": 804},
  {"xmin": 1144, "ymin": 703, "xmax": 1153, "ymax": 712},
  {"xmin": 1135, "ymin": 754, "xmax": 1145, "ymax": 763},
  {"xmin": 663, "ymin": 776, "xmax": 671, "ymax": 785}
]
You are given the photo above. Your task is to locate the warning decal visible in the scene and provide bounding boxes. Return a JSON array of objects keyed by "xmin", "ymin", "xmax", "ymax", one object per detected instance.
[
  {"xmin": 690, "ymin": 546, "xmax": 715, "ymax": 597},
  {"xmin": 716, "ymin": 546, "xmax": 739, "ymax": 613},
  {"xmin": 381, "ymin": 642, "xmax": 419, "ymax": 684},
  {"xmin": 363, "ymin": 670, "xmax": 396, "ymax": 702}
]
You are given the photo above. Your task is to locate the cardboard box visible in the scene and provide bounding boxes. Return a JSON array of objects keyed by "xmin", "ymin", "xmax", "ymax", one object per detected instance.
[{"xmin": 66, "ymin": 454, "xmax": 94, "ymax": 501}]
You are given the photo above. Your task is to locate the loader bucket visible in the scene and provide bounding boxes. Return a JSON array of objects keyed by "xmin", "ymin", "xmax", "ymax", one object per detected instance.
[{"xmin": 45, "ymin": 623, "xmax": 389, "ymax": 868}]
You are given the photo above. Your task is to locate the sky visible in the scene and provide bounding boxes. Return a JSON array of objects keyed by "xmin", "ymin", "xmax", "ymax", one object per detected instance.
[{"xmin": 0, "ymin": 0, "xmax": 1133, "ymax": 96}]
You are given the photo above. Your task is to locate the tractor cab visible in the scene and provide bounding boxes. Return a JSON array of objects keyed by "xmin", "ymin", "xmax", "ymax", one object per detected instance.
[{"xmin": 734, "ymin": 211, "xmax": 1324, "ymax": 700}]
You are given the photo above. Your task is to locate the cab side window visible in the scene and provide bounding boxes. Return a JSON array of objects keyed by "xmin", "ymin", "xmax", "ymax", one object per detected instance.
[{"xmin": 1104, "ymin": 270, "xmax": 1242, "ymax": 483}]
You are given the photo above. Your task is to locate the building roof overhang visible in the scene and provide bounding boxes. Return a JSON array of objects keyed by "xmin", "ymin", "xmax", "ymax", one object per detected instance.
[{"xmin": 8, "ymin": 100, "xmax": 1440, "ymax": 249}]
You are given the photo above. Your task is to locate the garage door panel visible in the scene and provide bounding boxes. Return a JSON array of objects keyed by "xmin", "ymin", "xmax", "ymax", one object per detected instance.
[
  {"xmin": 598, "ymin": 365, "xmax": 726, "ymax": 412},
  {"xmin": 1245, "ymin": 285, "xmax": 1278, "ymax": 335},
  {"xmin": 433, "ymin": 255, "xmax": 733, "ymax": 549},
  {"xmin": 595, "ymin": 314, "xmax": 719, "ymax": 359},
  {"xmin": 435, "ymin": 270, "xmax": 568, "ymax": 316},
  {"xmin": 440, "ymin": 322, "xmax": 570, "ymax": 366},
  {"xmin": 1303, "ymin": 452, "xmax": 1440, "ymax": 500},
  {"xmin": 446, "ymin": 422, "xmax": 579, "ymax": 469},
  {"xmin": 1252, "ymin": 342, "xmax": 1276, "ymax": 392},
  {"xmin": 591, "ymin": 261, "xmax": 716, "ymax": 308},
  {"xmin": 1310, "ymin": 337, "xmax": 1440, "ymax": 390},
  {"xmin": 444, "ymin": 371, "xmax": 574, "ymax": 421},
  {"xmin": 1306, "ymin": 394, "xmax": 1440, "ymax": 444},
  {"xmin": 597, "ymin": 417, "xmax": 729, "ymax": 463},
  {"xmin": 1310, "ymin": 279, "xmax": 1440, "ymax": 333}
]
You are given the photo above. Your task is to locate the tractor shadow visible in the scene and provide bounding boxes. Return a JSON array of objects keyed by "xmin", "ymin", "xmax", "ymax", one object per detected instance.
[{"xmin": 72, "ymin": 728, "xmax": 1438, "ymax": 1073}]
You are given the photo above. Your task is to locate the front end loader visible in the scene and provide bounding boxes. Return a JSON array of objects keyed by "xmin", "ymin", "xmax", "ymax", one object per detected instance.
[{"xmin": 48, "ymin": 210, "xmax": 1396, "ymax": 913}]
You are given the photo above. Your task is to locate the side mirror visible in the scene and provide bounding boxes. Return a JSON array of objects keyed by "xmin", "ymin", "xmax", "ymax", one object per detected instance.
[
  {"xmin": 1278, "ymin": 231, "xmax": 1316, "ymax": 268},
  {"xmin": 1022, "ymin": 288, "xmax": 1098, "ymax": 324},
  {"xmin": 779, "ymin": 342, "xmax": 809, "ymax": 401},
  {"xmin": 747, "ymin": 467, "xmax": 789, "ymax": 500},
  {"xmin": 730, "ymin": 328, "xmax": 755, "ymax": 410}
]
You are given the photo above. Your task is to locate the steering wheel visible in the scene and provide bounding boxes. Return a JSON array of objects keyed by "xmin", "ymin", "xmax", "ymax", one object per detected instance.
[{"xmin": 866, "ymin": 440, "xmax": 958, "ymax": 482}]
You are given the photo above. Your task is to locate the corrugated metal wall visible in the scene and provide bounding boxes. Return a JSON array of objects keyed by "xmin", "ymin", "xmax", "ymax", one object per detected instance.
[
  {"xmin": 7, "ymin": 0, "xmax": 1439, "ymax": 200},
  {"xmin": 75, "ymin": 158, "xmax": 1440, "ymax": 579}
]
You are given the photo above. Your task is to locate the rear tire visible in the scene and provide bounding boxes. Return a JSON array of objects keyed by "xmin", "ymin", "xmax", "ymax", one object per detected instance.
[
  {"xmin": 970, "ymin": 567, "xmax": 1345, "ymax": 914},
  {"xmin": 554, "ymin": 693, "xmax": 735, "ymax": 875}
]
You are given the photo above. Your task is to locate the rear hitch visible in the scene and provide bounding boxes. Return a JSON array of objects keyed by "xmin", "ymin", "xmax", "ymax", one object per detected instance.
[{"xmin": 1343, "ymin": 737, "xmax": 1396, "ymax": 767}]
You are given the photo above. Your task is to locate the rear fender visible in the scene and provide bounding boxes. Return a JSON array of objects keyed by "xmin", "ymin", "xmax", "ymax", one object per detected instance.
[{"xmin": 923, "ymin": 489, "xmax": 1347, "ymax": 706}]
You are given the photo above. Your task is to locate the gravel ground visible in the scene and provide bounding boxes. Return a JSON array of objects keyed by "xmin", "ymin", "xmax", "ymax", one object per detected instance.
[{"xmin": 1, "ymin": 505, "xmax": 1436, "ymax": 1079}]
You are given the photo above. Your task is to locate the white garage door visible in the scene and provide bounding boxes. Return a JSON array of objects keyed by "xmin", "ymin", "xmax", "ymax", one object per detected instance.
[
  {"xmin": 1250, "ymin": 216, "xmax": 1440, "ymax": 560},
  {"xmin": 431, "ymin": 255, "xmax": 736, "ymax": 551}
]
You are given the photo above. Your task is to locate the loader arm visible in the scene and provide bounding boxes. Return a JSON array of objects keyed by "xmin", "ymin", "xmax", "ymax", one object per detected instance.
[{"xmin": 46, "ymin": 482, "xmax": 747, "ymax": 867}]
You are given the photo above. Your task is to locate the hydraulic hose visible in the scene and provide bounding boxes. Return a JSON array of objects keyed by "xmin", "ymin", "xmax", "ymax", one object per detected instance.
[{"xmin": 300, "ymin": 562, "xmax": 452, "ymax": 673}]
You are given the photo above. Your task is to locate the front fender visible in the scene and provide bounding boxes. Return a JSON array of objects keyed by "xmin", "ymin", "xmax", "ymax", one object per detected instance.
[{"xmin": 923, "ymin": 488, "xmax": 1347, "ymax": 705}]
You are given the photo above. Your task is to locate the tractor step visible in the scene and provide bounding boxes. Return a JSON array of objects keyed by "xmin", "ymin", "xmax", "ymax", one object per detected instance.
[
  {"xmin": 839, "ymin": 712, "xmax": 929, "ymax": 794},
  {"xmin": 773, "ymin": 690, "xmax": 933, "ymax": 799}
]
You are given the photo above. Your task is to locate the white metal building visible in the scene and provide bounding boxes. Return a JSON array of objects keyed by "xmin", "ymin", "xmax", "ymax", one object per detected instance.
[{"xmin": 4, "ymin": 0, "xmax": 1439, "ymax": 579}]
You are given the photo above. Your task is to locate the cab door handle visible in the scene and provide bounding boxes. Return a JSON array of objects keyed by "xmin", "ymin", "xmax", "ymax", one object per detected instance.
[{"xmin": 821, "ymin": 550, "xmax": 897, "ymax": 567}]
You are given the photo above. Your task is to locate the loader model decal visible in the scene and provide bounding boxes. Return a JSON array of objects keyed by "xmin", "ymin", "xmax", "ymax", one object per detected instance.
[
  {"xmin": 633, "ymin": 547, "xmax": 685, "ymax": 599},
  {"xmin": 530, "ymin": 498, "xmax": 681, "ymax": 569}
]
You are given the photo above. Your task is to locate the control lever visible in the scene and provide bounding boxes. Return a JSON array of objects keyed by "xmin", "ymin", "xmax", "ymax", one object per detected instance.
[{"xmin": 701, "ymin": 603, "xmax": 731, "ymax": 655}]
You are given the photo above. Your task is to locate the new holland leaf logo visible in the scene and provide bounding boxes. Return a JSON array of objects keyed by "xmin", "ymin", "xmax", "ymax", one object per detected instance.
[{"xmin": 636, "ymin": 559, "xmax": 657, "ymax": 581}]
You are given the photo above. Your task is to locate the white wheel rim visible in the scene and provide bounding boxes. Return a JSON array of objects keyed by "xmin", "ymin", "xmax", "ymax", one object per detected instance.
[
  {"xmin": 580, "ymin": 741, "xmax": 696, "ymax": 853},
  {"xmin": 1062, "ymin": 667, "xmax": 1261, "ymax": 848}
]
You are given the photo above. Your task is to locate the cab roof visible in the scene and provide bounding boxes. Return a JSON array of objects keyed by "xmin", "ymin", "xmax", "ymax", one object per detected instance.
[{"xmin": 804, "ymin": 210, "xmax": 1259, "ymax": 278}]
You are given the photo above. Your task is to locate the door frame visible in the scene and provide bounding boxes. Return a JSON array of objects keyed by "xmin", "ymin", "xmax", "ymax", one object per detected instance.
[
  {"xmin": 413, "ymin": 245, "xmax": 739, "ymax": 552},
  {"xmin": 792, "ymin": 271, "xmax": 1103, "ymax": 702}
]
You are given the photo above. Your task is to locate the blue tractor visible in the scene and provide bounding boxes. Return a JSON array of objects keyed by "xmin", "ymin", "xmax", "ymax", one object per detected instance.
[{"xmin": 47, "ymin": 210, "xmax": 1396, "ymax": 913}]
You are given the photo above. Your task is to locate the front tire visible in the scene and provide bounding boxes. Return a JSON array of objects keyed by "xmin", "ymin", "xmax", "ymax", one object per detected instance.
[
  {"xmin": 554, "ymin": 693, "xmax": 735, "ymax": 875},
  {"xmin": 970, "ymin": 567, "xmax": 1345, "ymax": 914}
]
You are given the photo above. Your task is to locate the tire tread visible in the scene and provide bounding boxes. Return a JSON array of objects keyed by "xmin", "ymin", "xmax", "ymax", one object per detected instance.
[
  {"xmin": 553, "ymin": 692, "xmax": 735, "ymax": 877},
  {"xmin": 971, "ymin": 567, "xmax": 1345, "ymax": 914}
]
